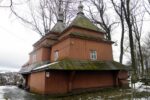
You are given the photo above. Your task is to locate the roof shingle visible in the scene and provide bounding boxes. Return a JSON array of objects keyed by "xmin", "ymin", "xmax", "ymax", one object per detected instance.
[
  {"xmin": 32, "ymin": 59, "xmax": 130, "ymax": 72},
  {"xmin": 69, "ymin": 14, "xmax": 103, "ymax": 32}
]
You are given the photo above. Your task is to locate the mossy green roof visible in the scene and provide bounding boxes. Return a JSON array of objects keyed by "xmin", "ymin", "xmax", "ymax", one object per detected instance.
[
  {"xmin": 69, "ymin": 14, "xmax": 103, "ymax": 32},
  {"xmin": 69, "ymin": 32, "xmax": 113, "ymax": 43},
  {"xmin": 33, "ymin": 59, "xmax": 130, "ymax": 71},
  {"xmin": 19, "ymin": 61, "xmax": 50, "ymax": 74},
  {"xmin": 51, "ymin": 21, "xmax": 65, "ymax": 33}
]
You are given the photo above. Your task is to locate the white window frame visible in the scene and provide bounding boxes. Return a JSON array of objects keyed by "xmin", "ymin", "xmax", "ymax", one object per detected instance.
[
  {"xmin": 54, "ymin": 50, "xmax": 59, "ymax": 61},
  {"xmin": 90, "ymin": 50, "xmax": 97, "ymax": 60},
  {"xmin": 32, "ymin": 53, "xmax": 37, "ymax": 63},
  {"xmin": 46, "ymin": 72, "xmax": 50, "ymax": 78}
]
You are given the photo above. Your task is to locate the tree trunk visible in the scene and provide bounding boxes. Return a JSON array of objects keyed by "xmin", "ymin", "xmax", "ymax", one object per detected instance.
[
  {"xmin": 119, "ymin": 19, "xmax": 125, "ymax": 64},
  {"xmin": 107, "ymin": 30, "xmax": 111, "ymax": 41},
  {"xmin": 122, "ymin": 0, "xmax": 137, "ymax": 77},
  {"xmin": 138, "ymin": 40, "xmax": 144, "ymax": 76},
  {"xmin": 128, "ymin": 27, "xmax": 137, "ymax": 77}
]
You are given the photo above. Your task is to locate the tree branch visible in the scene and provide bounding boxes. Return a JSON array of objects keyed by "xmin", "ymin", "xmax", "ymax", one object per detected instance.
[{"xmin": 0, "ymin": 0, "xmax": 13, "ymax": 7}]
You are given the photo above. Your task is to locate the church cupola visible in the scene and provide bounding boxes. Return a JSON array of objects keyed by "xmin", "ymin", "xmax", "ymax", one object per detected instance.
[
  {"xmin": 68, "ymin": 2, "xmax": 103, "ymax": 32},
  {"xmin": 77, "ymin": 2, "xmax": 84, "ymax": 15},
  {"xmin": 58, "ymin": 9, "xmax": 64, "ymax": 22},
  {"xmin": 51, "ymin": 7, "xmax": 65, "ymax": 33}
]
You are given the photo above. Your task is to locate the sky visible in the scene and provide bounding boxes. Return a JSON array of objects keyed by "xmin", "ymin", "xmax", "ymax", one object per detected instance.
[
  {"xmin": 0, "ymin": 0, "xmax": 149, "ymax": 72},
  {"xmin": 0, "ymin": 7, "xmax": 40, "ymax": 72},
  {"xmin": 0, "ymin": 6, "xmax": 124, "ymax": 72}
]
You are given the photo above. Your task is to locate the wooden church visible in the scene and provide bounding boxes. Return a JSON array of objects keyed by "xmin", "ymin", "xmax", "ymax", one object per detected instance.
[{"xmin": 20, "ymin": 3, "xmax": 129, "ymax": 95}]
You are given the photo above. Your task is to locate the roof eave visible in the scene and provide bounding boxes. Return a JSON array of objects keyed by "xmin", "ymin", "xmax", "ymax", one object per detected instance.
[
  {"xmin": 59, "ymin": 25, "xmax": 106, "ymax": 37},
  {"xmin": 68, "ymin": 34, "xmax": 114, "ymax": 44}
]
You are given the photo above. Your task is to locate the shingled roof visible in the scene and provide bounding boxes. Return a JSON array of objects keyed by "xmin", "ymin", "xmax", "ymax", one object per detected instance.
[
  {"xmin": 51, "ymin": 21, "xmax": 65, "ymax": 33},
  {"xmin": 68, "ymin": 2, "xmax": 103, "ymax": 33},
  {"xmin": 69, "ymin": 14, "xmax": 103, "ymax": 32},
  {"xmin": 51, "ymin": 9, "xmax": 65, "ymax": 33},
  {"xmin": 19, "ymin": 61, "xmax": 50, "ymax": 74},
  {"xmin": 69, "ymin": 32, "xmax": 113, "ymax": 44},
  {"xmin": 33, "ymin": 59, "xmax": 130, "ymax": 72}
]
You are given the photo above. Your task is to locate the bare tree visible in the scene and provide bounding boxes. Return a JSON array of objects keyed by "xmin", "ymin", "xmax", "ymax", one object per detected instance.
[
  {"xmin": 142, "ymin": 33, "xmax": 150, "ymax": 75},
  {"xmin": 145, "ymin": 33, "xmax": 150, "ymax": 49},
  {"xmin": 88, "ymin": 0, "xmax": 117, "ymax": 41},
  {"xmin": 120, "ymin": 0, "xmax": 138, "ymax": 79},
  {"xmin": 0, "ymin": 0, "xmax": 12, "ymax": 7},
  {"xmin": 132, "ymin": 13, "xmax": 145, "ymax": 76},
  {"xmin": 143, "ymin": 0, "xmax": 150, "ymax": 15},
  {"xmin": 10, "ymin": 0, "xmax": 77, "ymax": 36},
  {"xmin": 111, "ymin": 0, "xmax": 125, "ymax": 64}
]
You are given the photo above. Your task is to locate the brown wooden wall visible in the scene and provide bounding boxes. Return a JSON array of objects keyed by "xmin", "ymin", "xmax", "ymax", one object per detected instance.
[
  {"xmin": 29, "ymin": 47, "xmax": 50, "ymax": 64},
  {"xmin": 29, "ymin": 71, "xmax": 46, "ymax": 94},
  {"xmin": 72, "ymin": 71, "xmax": 114, "ymax": 90},
  {"xmin": 51, "ymin": 38, "xmax": 113, "ymax": 62},
  {"xmin": 69, "ymin": 38, "xmax": 113, "ymax": 61},
  {"xmin": 44, "ymin": 70, "xmax": 115, "ymax": 94},
  {"xmin": 118, "ymin": 70, "xmax": 128, "ymax": 80},
  {"xmin": 60, "ymin": 27, "xmax": 104, "ymax": 40},
  {"xmin": 27, "ymin": 70, "xmax": 128, "ymax": 94},
  {"xmin": 27, "ymin": 27, "xmax": 110, "ymax": 64},
  {"xmin": 51, "ymin": 38, "xmax": 71, "ymax": 61},
  {"xmin": 45, "ymin": 71, "xmax": 68, "ymax": 94}
]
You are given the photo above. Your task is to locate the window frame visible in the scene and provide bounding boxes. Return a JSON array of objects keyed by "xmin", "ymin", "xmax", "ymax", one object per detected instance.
[
  {"xmin": 90, "ymin": 50, "xmax": 97, "ymax": 60},
  {"xmin": 32, "ymin": 53, "xmax": 37, "ymax": 63},
  {"xmin": 54, "ymin": 50, "xmax": 59, "ymax": 61}
]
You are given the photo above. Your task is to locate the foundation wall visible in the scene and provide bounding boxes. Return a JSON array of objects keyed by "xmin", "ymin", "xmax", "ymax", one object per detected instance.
[
  {"xmin": 29, "ymin": 71, "xmax": 46, "ymax": 94},
  {"xmin": 72, "ymin": 71, "xmax": 114, "ymax": 90},
  {"xmin": 45, "ymin": 71, "xmax": 68, "ymax": 94}
]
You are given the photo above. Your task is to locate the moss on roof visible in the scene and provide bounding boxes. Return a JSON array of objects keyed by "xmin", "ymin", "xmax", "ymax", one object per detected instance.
[
  {"xmin": 33, "ymin": 59, "xmax": 130, "ymax": 71},
  {"xmin": 51, "ymin": 21, "xmax": 65, "ymax": 33},
  {"xmin": 19, "ymin": 61, "xmax": 50, "ymax": 74},
  {"xmin": 69, "ymin": 14, "xmax": 103, "ymax": 32},
  {"xmin": 69, "ymin": 32, "xmax": 113, "ymax": 43}
]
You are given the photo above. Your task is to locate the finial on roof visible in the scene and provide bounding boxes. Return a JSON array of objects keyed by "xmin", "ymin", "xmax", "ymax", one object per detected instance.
[
  {"xmin": 77, "ymin": 1, "xmax": 84, "ymax": 15},
  {"xmin": 51, "ymin": 8, "xmax": 65, "ymax": 33},
  {"xmin": 57, "ymin": 0, "xmax": 64, "ymax": 22},
  {"xmin": 58, "ymin": 9, "xmax": 64, "ymax": 22}
]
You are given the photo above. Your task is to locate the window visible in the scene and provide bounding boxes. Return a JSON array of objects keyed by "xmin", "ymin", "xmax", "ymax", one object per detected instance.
[
  {"xmin": 46, "ymin": 72, "xmax": 50, "ymax": 78},
  {"xmin": 54, "ymin": 50, "xmax": 59, "ymax": 61},
  {"xmin": 32, "ymin": 53, "xmax": 37, "ymax": 62},
  {"xmin": 90, "ymin": 50, "xmax": 97, "ymax": 60}
]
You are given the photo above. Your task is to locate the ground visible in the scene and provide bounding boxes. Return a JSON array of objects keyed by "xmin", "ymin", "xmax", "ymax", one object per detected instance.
[{"xmin": 0, "ymin": 82, "xmax": 150, "ymax": 100}]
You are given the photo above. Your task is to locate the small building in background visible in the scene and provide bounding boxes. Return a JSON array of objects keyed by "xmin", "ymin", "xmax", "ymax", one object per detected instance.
[{"xmin": 19, "ymin": 3, "xmax": 129, "ymax": 95}]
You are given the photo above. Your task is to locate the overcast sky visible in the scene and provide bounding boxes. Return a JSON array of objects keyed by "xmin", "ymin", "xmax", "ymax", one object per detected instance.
[
  {"xmin": 0, "ymin": 7, "xmax": 40, "ymax": 72},
  {"xmin": 0, "ymin": 6, "xmax": 126, "ymax": 72},
  {"xmin": 0, "ymin": 1, "xmax": 149, "ymax": 72}
]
